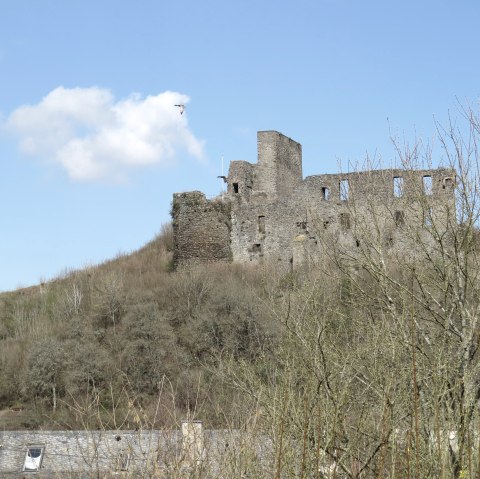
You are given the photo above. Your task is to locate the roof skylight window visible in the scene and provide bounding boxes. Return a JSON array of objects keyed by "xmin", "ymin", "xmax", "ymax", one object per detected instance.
[{"xmin": 23, "ymin": 446, "xmax": 44, "ymax": 472}]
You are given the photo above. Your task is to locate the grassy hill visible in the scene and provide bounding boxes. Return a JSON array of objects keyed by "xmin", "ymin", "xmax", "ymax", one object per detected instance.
[{"xmin": 0, "ymin": 223, "xmax": 278, "ymax": 431}]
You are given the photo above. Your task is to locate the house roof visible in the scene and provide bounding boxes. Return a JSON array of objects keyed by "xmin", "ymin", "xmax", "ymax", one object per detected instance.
[{"xmin": 0, "ymin": 429, "xmax": 273, "ymax": 478}]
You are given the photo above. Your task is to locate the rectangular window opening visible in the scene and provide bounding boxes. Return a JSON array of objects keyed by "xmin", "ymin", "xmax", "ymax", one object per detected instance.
[
  {"xmin": 340, "ymin": 179, "xmax": 349, "ymax": 201},
  {"xmin": 258, "ymin": 215, "xmax": 266, "ymax": 234},
  {"xmin": 394, "ymin": 210, "xmax": 405, "ymax": 227},
  {"xmin": 252, "ymin": 243, "xmax": 262, "ymax": 252},
  {"xmin": 322, "ymin": 187, "xmax": 330, "ymax": 200},
  {"xmin": 232, "ymin": 183, "xmax": 239, "ymax": 194},
  {"xmin": 23, "ymin": 446, "xmax": 45, "ymax": 472},
  {"xmin": 443, "ymin": 177, "xmax": 454, "ymax": 190},
  {"xmin": 119, "ymin": 453, "xmax": 131, "ymax": 471},
  {"xmin": 423, "ymin": 175, "xmax": 433, "ymax": 195},
  {"xmin": 340, "ymin": 213, "xmax": 351, "ymax": 230},
  {"xmin": 424, "ymin": 207, "xmax": 433, "ymax": 227},
  {"xmin": 393, "ymin": 176, "xmax": 404, "ymax": 198}
]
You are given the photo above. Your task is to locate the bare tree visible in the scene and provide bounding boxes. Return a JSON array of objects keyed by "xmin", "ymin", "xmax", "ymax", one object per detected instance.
[{"xmin": 215, "ymin": 108, "xmax": 480, "ymax": 479}]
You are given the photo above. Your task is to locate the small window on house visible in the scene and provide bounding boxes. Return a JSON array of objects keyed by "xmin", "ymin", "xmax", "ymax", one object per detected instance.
[
  {"xmin": 233, "ymin": 183, "xmax": 239, "ymax": 194},
  {"xmin": 258, "ymin": 216, "xmax": 266, "ymax": 234},
  {"xmin": 119, "ymin": 452, "xmax": 131, "ymax": 471},
  {"xmin": 393, "ymin": 176, "xmax": 404, "ymax": 198},
  {"xmin": 340, "ymin": 213, "xmax": 351, "ymax": 230},
  {"xmin": 423, "ymin": 175, "xmax": 433, "ymax": 195},
  {"xmin": 394, "ymin": 211, "xmax": 405, "ymax": 227},
  {"xmin": 340, "ymin": 179, "xmax": 349, "ymax": 201},
  {"xmin": 23, "ymin": 446, "xmax": 44, "ymax": 472},
  {"xmin": 322, "ymin": 187, "xmax": 330, "ymax": 200},
  {"xmin": 443, "ymin": 177, "xmax": 454, "ymax": 190}
]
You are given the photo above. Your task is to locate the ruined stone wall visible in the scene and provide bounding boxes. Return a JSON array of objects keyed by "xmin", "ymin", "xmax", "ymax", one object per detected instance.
[
  {"xmin": 301, "ymin": 168, "xmax": 456, "ymax": 249},
  {"xmin": 304, "ymin": 168, "xmax": 455, "ymax": 206},
  {"xmin": 229, "ymin": 166, "xmax": 456, "ymax": 269},
  {"xmin": 230, "ymin": 196, "xmax": 302, "ymax": 267},
  {"xmin": 172, "ymin": 191, "xmax": 232, "ymax": 267},
  {"xmin": 227, "ymin": 161, "xmax": 255, "ymax": 200},
  {"xmin": 172, "ymin": 130, "xmax": 456, "ymax": 271}
]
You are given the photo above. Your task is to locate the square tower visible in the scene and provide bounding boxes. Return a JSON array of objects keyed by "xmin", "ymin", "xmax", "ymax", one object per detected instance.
[{"xmin": 254, "ymin": 131, "xmax": 303, "ymax": 200}]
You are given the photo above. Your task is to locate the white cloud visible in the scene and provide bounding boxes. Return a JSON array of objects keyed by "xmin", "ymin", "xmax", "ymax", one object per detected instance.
[{"xmin": 6, "ymin": 87, "xmax": 205, "ymax": 181}]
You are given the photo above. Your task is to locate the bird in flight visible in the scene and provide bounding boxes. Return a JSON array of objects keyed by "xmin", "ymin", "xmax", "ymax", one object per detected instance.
[{"xmin": 174, "ymin": 104, "xmax": 185, "ymax": 115}]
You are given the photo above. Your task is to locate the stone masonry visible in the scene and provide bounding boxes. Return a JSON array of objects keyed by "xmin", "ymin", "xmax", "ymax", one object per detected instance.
[{"xmin": 172, "ymin": 131, "xmax": 456, "ymax": 269}]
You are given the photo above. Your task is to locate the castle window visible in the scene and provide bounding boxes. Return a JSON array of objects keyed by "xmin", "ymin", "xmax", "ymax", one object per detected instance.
[
  {"xmin": 340, "ymin": 213, "xmax": 351, "ymax": 230},
  {"xmin": 23, "ymin": 446, "xmax": 45, "ymax": 472},
  {"xmin": 423, "ymin": 175, "xmax": 433, "ymax": 195},
  {"xmin": 322, "ymin": 187, "xmax": 330, "ymax": 200},
  {"xmin": 443, "ymin": 177, "xmax": 454, "ymax": 190},
  {"xmin": 252, "ymin": 243, "xmax": 262, "ymax": 252},
  {"xmin": 233, "ymin": 183, "xmax": 239, "ymax": 194},
  {"xmin": 393, "ymin": 176, "xmax": 404, "ymax": 198},
  {"xmin": 394, "ymin": 210, "xmax": 405, "ymax": 227},
  {"xmin": 424, "ymin": 207, "xmax": 433, "ymax": 227},
  {"xmin": 258, "ymin": 216, "xmax": 266, "ymax": 234},
  {"xmin": 340, "ymin": 179, "xmax": 349, "ymax": 201}
]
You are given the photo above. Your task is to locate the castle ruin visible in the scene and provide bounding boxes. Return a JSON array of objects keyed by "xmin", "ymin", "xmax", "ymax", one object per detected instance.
[{"xmin": 172, "ymin": 131, "xmax": 456, "ymax": 269}]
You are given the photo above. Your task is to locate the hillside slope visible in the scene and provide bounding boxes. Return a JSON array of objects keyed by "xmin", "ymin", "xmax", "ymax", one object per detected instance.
[{"xmin": 0, "ymin": 224, "xmax": 277, "ymax": 430}]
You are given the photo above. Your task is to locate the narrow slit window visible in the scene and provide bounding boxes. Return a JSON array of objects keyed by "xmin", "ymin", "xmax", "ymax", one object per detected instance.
[
  {"xmin": 394, "ymin": 211, "xmax": 405, "ymax": 227},
  {"xmin": 233, "ymin": 183, "xmax": 239, "ymax": 194},
  {"xmin": 393, "ymin": 176, "xmax": 404, "ymax": 197},
  {"xmin": 423, "ymin": 175, "xmax": 433, "ymax": 195},
  {"xmin": 322, "ymin": 187, "xmax": 330, "ymax": 200},
  {"xmin": 23, "ymin": 447, "xmax": 44, "ymax": 472},
  {"xmin": 340, "ymin": 213, "xmax": 351, "ymax": 230},
  {"xmin": 340, "ymin": 180, "xmax": 349, "ymax": 201},
  {"xmin": 258, "ymin": 215, "xmax": 266, "ymax": 234}
]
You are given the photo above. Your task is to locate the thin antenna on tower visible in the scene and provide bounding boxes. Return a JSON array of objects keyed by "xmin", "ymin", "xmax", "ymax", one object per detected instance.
[
  {"xmin": 221, "ymin": 155, "xmax": 224, "ymax": 199},
  {"xmin": 217, "ymin": 155, "xmax": 227, "ymax": 200}
]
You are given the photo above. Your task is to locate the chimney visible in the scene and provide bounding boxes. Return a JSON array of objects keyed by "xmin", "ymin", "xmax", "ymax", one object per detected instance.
[{"xmin": 181, "ymin": 420, "xmax": 204, "ymax": 466}]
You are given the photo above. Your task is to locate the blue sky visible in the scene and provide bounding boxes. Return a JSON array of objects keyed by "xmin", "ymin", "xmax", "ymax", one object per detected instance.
[{"xmin": 0, "ymin": 0, "xmax": 479, "ymax": 291}]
